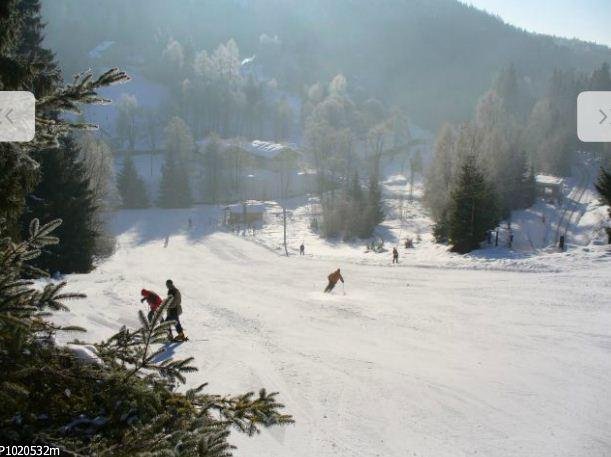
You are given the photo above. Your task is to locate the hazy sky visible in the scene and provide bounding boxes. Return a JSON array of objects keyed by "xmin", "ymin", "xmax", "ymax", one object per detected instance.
[{"xmin": 465, "ymin": 0, "xmax": 611, "ymax": 46}]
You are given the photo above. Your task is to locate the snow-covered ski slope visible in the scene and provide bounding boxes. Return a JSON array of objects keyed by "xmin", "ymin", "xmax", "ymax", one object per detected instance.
[{"xmin": 54, "ymin": 205, "xmax": 611, "ymax": 457}]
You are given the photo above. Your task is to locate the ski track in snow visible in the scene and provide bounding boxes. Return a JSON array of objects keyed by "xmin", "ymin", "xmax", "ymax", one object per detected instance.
[{"xmin": 52, "ymin": 217, "xmax": 611, "ymax": 457}]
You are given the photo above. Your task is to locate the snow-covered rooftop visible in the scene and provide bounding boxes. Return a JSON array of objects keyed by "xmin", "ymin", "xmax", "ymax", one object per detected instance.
[
  {"xmin": 224, "ymin": 201, "xmax": 266, "ymax": 214},
  {"xmin": 245, "ymin": 140, "xmax": 297, "ymax": 159},
  {"xmin": 535, "ymin": 174, "xmax": 563, "ymax": 186},
  {"xmin": 241, "ymin": 55, "xmax": 256, "ymax": 66}
]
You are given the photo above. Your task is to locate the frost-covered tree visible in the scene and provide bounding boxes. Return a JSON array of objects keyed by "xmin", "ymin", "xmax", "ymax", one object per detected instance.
[
  {"xmin": 189, "ymin": 39, "xmax": 245, "ymax": 137},
  {"xmin": 158, "ymin": 37, "xmax": 185, "ymax": 84},
  {"xmin": 77, "ymin": 134, "xmax": 120, "ymax": 258},
  {"xmin": 305, "ymin": 78, "xmax": 358, "ymax": 197},
  {"xmin": 157, "ymin": 116, "xmax": 194, "ymax": 207},
  {"xmin": 78, "ymin": 134, "xmax": 120, "ymax": 210},
  {"xmin": 425, "ymin": 124, "xmax": 457, "ymax": 239},
  {"xmin": 117, "ymin": 155, "xmax": 149, "ymax": 209},
  {"xmin": 165, "ymin": 115, "xmax": 195, "ymax": 160},
  {"xmin": 329, "ymin": 73, "xmax": 347, "ymax": 97},
  {"xmin": 409, "ymin": 149, "xmax": 423, "ymax": 200},
  {"xmin": 116, "ymin": 93, "xmax": 140, "ymax": 150},
  {"xmin": 475, "ymin": 90, "xmax": 529, "ymax": 218},
  {"xmin": 524, "ymin": 69, "xmax": 582, "ymax": 175}
]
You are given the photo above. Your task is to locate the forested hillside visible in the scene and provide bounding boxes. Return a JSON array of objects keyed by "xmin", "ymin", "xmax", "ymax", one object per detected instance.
[{"xmin": 42, "ymin": 0, "xmax": 611, "ymax": 129}]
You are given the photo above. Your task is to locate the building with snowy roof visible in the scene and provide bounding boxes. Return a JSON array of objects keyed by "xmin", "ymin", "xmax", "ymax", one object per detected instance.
[
  {"xmin": 194, "ymin": 137, "xmax": 315, "ymax": 202},
  {"xmin": 535, "ymin": 174, "xmax": 563, "ymax": 203},
  {"xmin": 223, "ymin": 201, "xmax": 265, "ymax": 226}
]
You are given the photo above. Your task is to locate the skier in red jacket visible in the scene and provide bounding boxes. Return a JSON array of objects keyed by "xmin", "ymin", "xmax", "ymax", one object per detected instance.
[{"xmin": 141, "ymin": 288, "xmax": 163, "ymax": 322}]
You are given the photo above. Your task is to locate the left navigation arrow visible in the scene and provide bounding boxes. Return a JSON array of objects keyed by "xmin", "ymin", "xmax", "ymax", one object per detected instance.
[
  {"xmin": 0, "ymin": 92, "xmax": 35, "ymax": 142},
  {"xmin": 4, "ymin": 108, "xmax": 14, "ymax": 124}
]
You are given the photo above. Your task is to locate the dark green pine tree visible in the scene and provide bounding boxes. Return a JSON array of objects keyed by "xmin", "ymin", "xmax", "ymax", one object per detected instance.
[
  {"xmin": 448, "ymin": 156, "xmax": 499, "ymax": 253},
  {"xmin": 433, "ymin": 212, "xmax": 450, "ymax": 243},
  {"xmin": 365, "ymin": 169, "xmax": 385, "ymax": 234},
  {"xmin": 16, "ymin": 0, "xmax": 61, "ymax": 95},
  {"xmin": 1, "ymin": 0, "xmax": 128, "ymax": 237},
  {"xmin": 0, "ymin": 0, "xmax": 50, "ymax": 235},
  {"xmin": 158, "ymin": 155, "xmax": 193, "ymax": 208},
  {"xmin": 595, "ymin": 167, "xmax": 611, "ymax": 244},
  {"xmin": 117, "ymin": 155, "xmax": 149, "ymax": 208},
  {"xmin": 22, "ymin": 136, "xmax": 98, "ymax": 273}
]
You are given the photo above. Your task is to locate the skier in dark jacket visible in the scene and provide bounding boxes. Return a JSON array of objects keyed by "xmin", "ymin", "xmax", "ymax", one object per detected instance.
[
  {"xmin": 392, "ymin": 247, "xmax": 399, "ymax": 264},
  {"xmin": 165, "ymin": 279, "xmax": 186, "ymax": 341},
  {"xmin": 140, "ymin": 288, "xmax": 163, "ymax": 322},
  {"xmin": 324, "ymin": 268, "xmax": 344, "ymax": 293},
  {"xmin": 300, "ymin": 243, "xmax": 305, "ymax": 255}
]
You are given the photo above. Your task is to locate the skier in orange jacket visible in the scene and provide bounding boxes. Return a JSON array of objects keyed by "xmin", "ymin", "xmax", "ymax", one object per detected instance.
[{"xmin": 324, "ymin": 268, "xmax": 344, "ymax": 293}]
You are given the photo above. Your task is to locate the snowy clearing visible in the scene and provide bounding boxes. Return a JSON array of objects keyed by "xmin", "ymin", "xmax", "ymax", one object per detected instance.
[{"xmin": 53, "ymin": 206, "xmax": 611, "ymax": 457}]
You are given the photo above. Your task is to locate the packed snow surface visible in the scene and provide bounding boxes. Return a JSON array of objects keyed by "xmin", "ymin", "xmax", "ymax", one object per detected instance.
[{"xmin": 53, "ymin": 204, "xmax": 611, "ymax": 457}]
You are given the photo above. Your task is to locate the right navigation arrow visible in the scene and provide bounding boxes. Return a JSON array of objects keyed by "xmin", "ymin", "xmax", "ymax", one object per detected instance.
[{"xmin": 599, "ymin": 108, "xmax": 608, "ymax": 125}]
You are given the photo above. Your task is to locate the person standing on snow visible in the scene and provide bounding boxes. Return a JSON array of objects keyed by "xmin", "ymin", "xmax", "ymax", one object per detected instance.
[
  {"xmin": 141, "ymin": 288, "xmax": 163, "ymax": 322},
  {"xmin": 324, "ymin": 268, "xmax": 344, "ymax": 293},
  {"xmin": 300, "ymin": 243, "xmax": 305, "ymax": 255},
  {"xmin": 392, "ymin": 247, "xmax": 399, "ymax": 264},
  {"xmin": 164, "ymin": 279, "xmax": 186, "ymax": 341}
]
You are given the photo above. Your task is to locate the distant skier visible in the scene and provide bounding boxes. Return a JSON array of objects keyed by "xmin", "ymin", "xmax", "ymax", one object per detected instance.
[
  {"xmin": 140, "ymin": 288, "xmax": 163, "ymax": 322},
  {"xmin": 392, "ymin": 247, "xmax": 399, "ymax": 264},
  {"xmin": 324, "ymin": 268, "xmax": 344, "ymax": 293},
  {"xmin": 300, "ymin": 243, "xmax": 305, "ymax": 255},
  {"xmin": 164, "ymin": 279, "xmax": 186, "ymax": 341}
]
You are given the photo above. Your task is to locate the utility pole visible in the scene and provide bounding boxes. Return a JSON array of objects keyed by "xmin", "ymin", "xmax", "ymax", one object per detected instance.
[
  {"xmin": 283, "ymin": 206, "xmax": 288, "ymax": 256},
  {"xmin": 277, "ymin": 148, "xmax": 297, "ymax": 257}
]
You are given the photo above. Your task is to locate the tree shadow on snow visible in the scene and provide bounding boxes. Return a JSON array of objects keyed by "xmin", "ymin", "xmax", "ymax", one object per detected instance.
[{"xmin": 109, "ymin": 205, "xmax": 226, "ymax": 246}]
